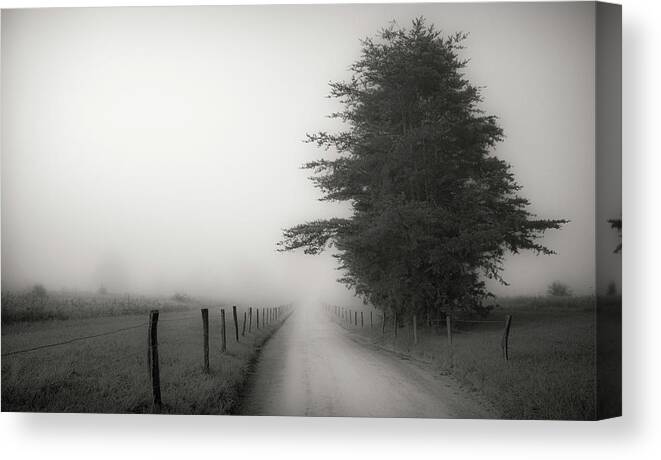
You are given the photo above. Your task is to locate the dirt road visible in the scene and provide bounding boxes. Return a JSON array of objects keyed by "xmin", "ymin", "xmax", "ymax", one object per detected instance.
[{"xmin": 240, "ymin": 306, "xmax": 494, "ymax": 418}]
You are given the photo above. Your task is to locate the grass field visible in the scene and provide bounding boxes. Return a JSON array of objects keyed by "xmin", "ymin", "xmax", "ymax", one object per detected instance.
[
  {"xmin": 333, "ymin": 296, "xmax": 620, "ymax": 420},
  {"xmin": 1, "ymin": 290, "xmax": 200, "ymax": 323},
  {"xmin": 1, "ymin": 295, "xmax": 289, "ymax": 414}
]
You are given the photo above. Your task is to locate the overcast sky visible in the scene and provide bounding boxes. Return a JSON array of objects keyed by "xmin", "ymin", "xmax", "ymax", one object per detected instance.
[{"xmin": 1, "ymin": 3, "xmax": 621, "ymax": 304}]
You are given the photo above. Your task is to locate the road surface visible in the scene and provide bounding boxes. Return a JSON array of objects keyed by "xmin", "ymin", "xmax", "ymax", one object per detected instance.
[{"xmin": 241, "ymin": 306, "xmax": 494, "ymax": 418}]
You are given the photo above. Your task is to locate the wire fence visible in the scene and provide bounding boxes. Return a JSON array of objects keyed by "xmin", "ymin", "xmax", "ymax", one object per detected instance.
[
  {"xmin": 1, "ymin": 323, "xmax": 147, "ymax": 357},
  {"xmin": 2, "ymin": 304, "xmax": 292, "ymax": 413},
  {"xmin": 323, "ymin": 303, "xmax": 513, "ymax": 361}
]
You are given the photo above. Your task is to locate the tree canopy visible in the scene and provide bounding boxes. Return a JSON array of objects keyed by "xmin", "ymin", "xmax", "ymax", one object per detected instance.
[{"xmin": 279, "ymin": 18, "xmax": 566, "ymax": 317}]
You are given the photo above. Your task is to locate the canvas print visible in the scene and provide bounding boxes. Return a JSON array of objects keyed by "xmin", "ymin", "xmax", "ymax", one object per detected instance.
[{"xmin": 1, "ymin": 2, "xmax": 621, "ymax": 420}]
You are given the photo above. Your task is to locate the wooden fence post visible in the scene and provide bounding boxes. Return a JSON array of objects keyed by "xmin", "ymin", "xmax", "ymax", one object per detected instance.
[
  {"xmin": 242, "ymin": 311, "xmax": 247, "ymax": 337},
  {"xmin": 248, "ymin": 307, "xmax": 253, "ymax": 332},
  {"xmin": 354, "ymin": 311, "xmax": 358, "ymax": 326},
  {"xmin": 393, "ymin": 312, "xmax": 398, "ymax": 338},
  {"xmin": 382, "ymin": 311, "xmax": 386, "ymax": 336},
  {"xmin": 501, "ymin": 315, "xmax": 513, "ymax": 361},
  {"xmin": 413, "ymin": 314, "xmax": 418, "ymax": 345},
  {"xmin": 220, "ymin": 309, "xmax": 227, "ymax": 352},
  {"xmin": 256, "ymin": 308, "xmax": 260, "ymax": 329},
  {"xmin": 148, "ymin": 310, "xmax": 162, "ymax": 412},
  {"xmin": 446, "ymin": 314, "xmax": 452, "ymax": 346},
  {"xmin": 201, "ymin": 308, "xmax": 209, "ymax": 373},
  {"xmin": 361, "ymin": 311, "xmax": 364, "ymax": 328},
  {"xmin": 232, "ymin": 306, "xmax": 239, "ymax": 342},
  {"xmin": 370, "ymin": 311, "xmax": 373, "ymax": 329}
]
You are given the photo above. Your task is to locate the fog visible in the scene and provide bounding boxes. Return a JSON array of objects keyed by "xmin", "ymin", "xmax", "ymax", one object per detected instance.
[{"xmin": 1, "ymin": 3, "xmax": 620, "ymax": 304}]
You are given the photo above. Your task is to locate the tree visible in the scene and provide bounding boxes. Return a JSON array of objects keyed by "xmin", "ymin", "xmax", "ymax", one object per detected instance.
[
  {"xmin": 279, "ymin": 19, "xmax": 566, "ymax": 317},
  {"xmin": 30, "ymin": 284, "xmax": 47, "ymax": 299},
  {"xmin": 547, "ymin": 281, "xmax": 571, "ymax": 297},
  {"xmin": 606, "ymin": 281, "xmax": 618, "ymax": 297}
]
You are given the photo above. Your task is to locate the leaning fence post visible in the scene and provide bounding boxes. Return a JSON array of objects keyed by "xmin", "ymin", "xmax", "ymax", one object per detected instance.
[
  {"xmin": 220, "ymin": 309, "xmax": 227, "ymax": 352},
  {"xmin": 201, "ymin": 308, "xmax": 210, "ymax": 373},
  {"xmin": 232, "ymin": 306, "xmax": 239, "ymax": 342},
  {"xmin": 242, "ymin": 311, "xmax": 247, "ymax": 337},
  {"xmin": 501, "ymin": 315, "xmax": 512, "ymax": 361},
  {"xmin": 148, "ymin": 310, "xmax": 162, "ymax": 412},
  {"xmin": 446, "ymin": 314, "xmax": 452, "ymax": 346}
]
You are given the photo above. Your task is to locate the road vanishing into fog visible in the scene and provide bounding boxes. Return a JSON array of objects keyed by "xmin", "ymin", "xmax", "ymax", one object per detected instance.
[{"xmin": 240, "ymin": 306, "xmax": 493, "ymax": 418}]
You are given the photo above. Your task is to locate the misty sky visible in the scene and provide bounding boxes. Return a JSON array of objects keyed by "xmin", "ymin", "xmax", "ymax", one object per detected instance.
[{"xmin": 1, "ymin": 3, "xmax": 621, "ymax": 305}]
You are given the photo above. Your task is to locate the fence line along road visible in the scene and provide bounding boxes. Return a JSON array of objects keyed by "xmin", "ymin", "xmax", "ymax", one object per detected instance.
[
  {"xmin": 326, "ymin": 304, "xmax": 513, "ymax": 361},
  {"xmin": 4, "ymin": 303, "xmax": 292, "ymax": 414}
]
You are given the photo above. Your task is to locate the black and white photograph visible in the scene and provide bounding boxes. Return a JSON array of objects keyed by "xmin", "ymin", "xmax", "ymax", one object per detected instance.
[{"xmin": 1, "ymin": 1, "xmax": 621, "ymax": 421}]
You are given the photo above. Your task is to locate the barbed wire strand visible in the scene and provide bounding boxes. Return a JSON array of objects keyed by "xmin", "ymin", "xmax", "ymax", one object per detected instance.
[{"xmin": 1, "ymin": 323, "xmax": 147, "ymax": 357}]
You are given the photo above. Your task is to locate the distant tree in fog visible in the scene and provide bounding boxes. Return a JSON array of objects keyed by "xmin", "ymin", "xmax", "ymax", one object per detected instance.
[
  {"xmin": 30, "ymin": 284, "xmax": 47, "ymax": 298},
  {"xmin": 547, "ymin": 281, "xmax": 571, "ymax": 297},
  {"xmin": 606, "ymin": 281, "xmax": 618, "ymax": 297},
  {"xmin": 279, "ymin": 19, "xmax": 566, "ymax": 317}
]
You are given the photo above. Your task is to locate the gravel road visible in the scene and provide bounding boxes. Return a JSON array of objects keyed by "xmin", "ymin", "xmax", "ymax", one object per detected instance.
[{"xmin": 240, "ymin": 306, "xmax": 494, "ymax": 418}]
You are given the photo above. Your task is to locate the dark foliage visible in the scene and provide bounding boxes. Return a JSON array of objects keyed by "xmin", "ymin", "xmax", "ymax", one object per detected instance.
[{"xmin": 279, "ymin": 19, "xmax": 566, "ymax": 316}]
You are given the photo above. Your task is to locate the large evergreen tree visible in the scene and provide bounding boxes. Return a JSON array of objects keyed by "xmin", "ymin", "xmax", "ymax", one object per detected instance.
[{"xmin": 279, "ymin": 19, "xmax": 566, "ymax": 317}]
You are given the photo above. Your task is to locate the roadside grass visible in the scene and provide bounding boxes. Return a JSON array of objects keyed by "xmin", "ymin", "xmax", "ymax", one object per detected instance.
[
  {"xmin": 2, "ymin": 305, "xmax": 289, "ymax": 414},
  {"xmin": 335, "ymin": 296, "xmax": 619, "ymax": 420}
]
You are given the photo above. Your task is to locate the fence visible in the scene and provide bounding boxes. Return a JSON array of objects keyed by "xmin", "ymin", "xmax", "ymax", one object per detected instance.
[
  {"xmin": 323, "ymin": 303, "xmax": 513, "ymax": 361},
  {"xmin": 2, "ymin": 304, "xmax": 290, "ymax": 413}
]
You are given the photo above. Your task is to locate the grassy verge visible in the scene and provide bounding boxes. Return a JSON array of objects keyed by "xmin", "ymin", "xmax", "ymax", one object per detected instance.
[
  {"xmin": 2, "ymin": 305, "xmax": 290, "ymax": 414},
  {"xmin": 333, "ymin": 296, "xmax": 620, "ymax": 420}
]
